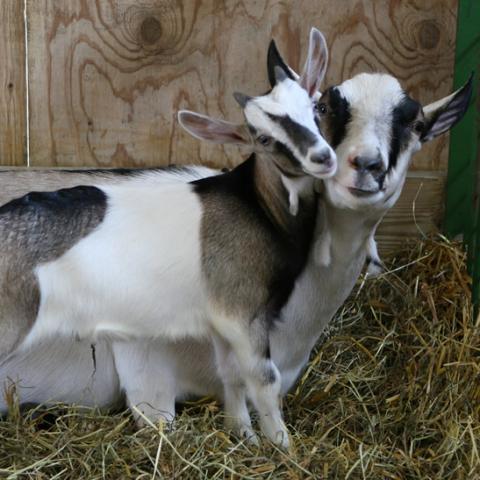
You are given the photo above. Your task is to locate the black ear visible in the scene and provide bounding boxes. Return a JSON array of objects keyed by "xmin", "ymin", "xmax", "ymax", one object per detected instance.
[
  {"xmin": 233, "ymin": 92, "xmax": 252, "ymax": 108},
  {"xmin": 267, "ymin": 39, "xmax": 295, "ymax": 87},
  {"xmin": 421, "ymin": 73, "xmax": 474, "ymax": 142}
]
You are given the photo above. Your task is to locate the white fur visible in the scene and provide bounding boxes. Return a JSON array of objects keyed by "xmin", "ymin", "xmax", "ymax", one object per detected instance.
[
  {"xmin": 1, "ymin": 339, "xmax": 120, "ymax": 408},
  {"xmin": 281, "ymin": 175, "xmax": 314, "ymax": 216},
  {"xmin": 25, "ymin": 183, "xmax": 207, "ymax": 347},
  {"xmin": 314, "ymin": 228, "xmax": 332, "ymax": 267}
]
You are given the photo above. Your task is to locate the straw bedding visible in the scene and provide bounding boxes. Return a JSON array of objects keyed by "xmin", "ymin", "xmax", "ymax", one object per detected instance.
[{"xmin": 1, "ymin": 236, "xmax": 479, "ymax": 479}]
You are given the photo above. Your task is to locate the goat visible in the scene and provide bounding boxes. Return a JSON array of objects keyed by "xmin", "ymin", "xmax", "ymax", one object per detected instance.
[
  {"xmin": 0, "ymin": 29, "xmax": 335, "ymax": 448},
  {"xmin": 0, "ymin": 36, "xmax": 472, "ymax": 446}
]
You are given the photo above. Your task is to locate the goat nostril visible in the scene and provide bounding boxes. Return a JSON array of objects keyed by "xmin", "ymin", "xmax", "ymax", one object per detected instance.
[
  {"xmin": 353, "ymin": 155, "xmax": 383, "ymax": 172},
  {"xmin": 311, "ymin": 149, "xmax": 331, "ymax": 165},
  {"xmin": 367, "ymin": 162, "xmax": 382, "ymax": 172},
  {"xmin": 351, "ymin": 156, "xmax": 360, "ymax": 169}
]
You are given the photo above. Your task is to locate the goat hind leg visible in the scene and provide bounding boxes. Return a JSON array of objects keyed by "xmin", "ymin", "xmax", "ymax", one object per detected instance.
[{"xmin": 112, "ymin": 340, "xmax": 176, "ymax": 428}]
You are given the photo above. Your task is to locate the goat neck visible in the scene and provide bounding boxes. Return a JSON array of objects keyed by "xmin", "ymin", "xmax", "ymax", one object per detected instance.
[
  {"xmin": 252, "ymin": 151, "xmax": 317, "ymax": 239},
  {"xmin": 271, "ymin": 198, "xmax": 384, "ymax": 392}
]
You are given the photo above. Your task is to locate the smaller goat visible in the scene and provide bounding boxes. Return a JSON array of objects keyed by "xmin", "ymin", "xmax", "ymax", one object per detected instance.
[{"xmin": 0, "ymin": 29, "xmax": 334, "ymax": 447}]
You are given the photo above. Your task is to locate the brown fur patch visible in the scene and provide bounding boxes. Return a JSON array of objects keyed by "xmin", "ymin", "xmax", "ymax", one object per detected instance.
[{"xmin": 193, "ymin": 155, "xmax": 317, "ymax": 326}]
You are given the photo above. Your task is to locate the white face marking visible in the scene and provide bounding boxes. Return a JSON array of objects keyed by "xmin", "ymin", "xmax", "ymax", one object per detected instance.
[
  {"xmin": 280, "ymin": 174, "xmax": 314, "ymax": 216},
  {"xmin": 243, "ymin": 78, "xmax": 337, "ymax": 179},
  {"xmin": 324, "ymin": 73, "xmax": 421, "ymax": 210}
]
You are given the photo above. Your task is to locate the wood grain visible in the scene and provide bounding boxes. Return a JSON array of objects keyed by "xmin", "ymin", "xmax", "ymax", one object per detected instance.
[
  {"xmin": 0, "ymin": 0, "xmax": 27, "ymax": 166},
  {"xmin": 377, "ymin": 171, "xmax": 446, "ymax": 254},
  {"xmin": 26, "ymin": 0, "xmax": 458, "ymax": 168}
]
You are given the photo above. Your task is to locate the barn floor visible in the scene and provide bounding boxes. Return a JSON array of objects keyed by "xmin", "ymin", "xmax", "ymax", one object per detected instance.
[{"xmin": 0, "ymin": 237, "xmax": 478, "ymax": 479}]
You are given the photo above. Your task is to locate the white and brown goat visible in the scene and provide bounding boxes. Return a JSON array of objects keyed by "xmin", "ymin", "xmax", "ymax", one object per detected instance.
[{"xmin": 0, "ymin": 29, "xmax": 335, "ymax": 447}]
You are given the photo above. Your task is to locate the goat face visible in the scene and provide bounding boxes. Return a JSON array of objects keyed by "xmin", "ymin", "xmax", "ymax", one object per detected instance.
[
  {"xmin": 321, "ymin": 72, "xmax": 473, "ymax": 210},
  {"xmin": 244, "ymin": 27, "xmax": 336, "ymax": 179},
  {"xmin": 180, "ymin": 28, "xmax": 337, "ymax": 181},
  {"xmin": 238, "ymin": 75, "xmax": 337, "ymax": 179}
]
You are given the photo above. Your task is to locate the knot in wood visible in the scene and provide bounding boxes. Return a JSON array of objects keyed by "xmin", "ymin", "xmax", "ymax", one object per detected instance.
[
  {"xmin": 140, "ymin": 16, "xmax": 162, "ymax": 45},
  {"xmin": 418, "ymin": 20, "xmax": 440, "ymax": 50}
]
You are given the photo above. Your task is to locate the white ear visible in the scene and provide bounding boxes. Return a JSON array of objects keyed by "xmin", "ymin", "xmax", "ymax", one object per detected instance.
[
  {"xmin": 178, "ymin": 110, "xmax": 249, "ymax": 144},
  {"xmin": 299, "ymin": 28, "xmax": 329, "ymax": 97},
  {"xmin": 421, "ymin": 75, "xmax": 473, "ymax": 142}
]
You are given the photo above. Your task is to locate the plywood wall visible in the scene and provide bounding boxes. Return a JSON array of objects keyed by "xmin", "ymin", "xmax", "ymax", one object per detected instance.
[
  {"xmin": 0, "ymin": 0, "xmax": 26, "ymax": 166},
  {"xmin": 0, "ymin": 0, "xmax": 459, "ymax": 252}
]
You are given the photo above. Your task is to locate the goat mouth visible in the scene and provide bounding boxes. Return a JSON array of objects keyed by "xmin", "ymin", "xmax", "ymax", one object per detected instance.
[
  {"xmin": 305, "ymin": 165, "xmax": 336, "ymax": 178},
  {"xmin": 348, "ymin": 187, "xmax": 379, "ymax": 197}
]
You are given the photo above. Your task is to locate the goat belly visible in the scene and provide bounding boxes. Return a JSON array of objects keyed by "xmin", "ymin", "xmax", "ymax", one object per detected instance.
[{"xmin": 23, "ymin": 183, "xmax": 209, "ymax": 347}]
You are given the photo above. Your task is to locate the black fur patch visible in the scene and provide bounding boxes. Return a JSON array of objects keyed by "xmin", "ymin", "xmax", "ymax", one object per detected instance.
[
  {"xmin": 262, "ymin": 366, "xmax": 277, "ymax": 385},
  {"xmin": 389, "ymin": 95, "xmax": 421, "ymax": 170},
  {"xmin": 274, "ymin": 141, "xmax": 302, "ymax": 169},
  {"xmin": 366, "ymin": 256, "xmax": 383, "ymax": 268},
  {"xmin": 267, "ymin": 113, "xmax": 318, "ymax": 155},
  {"xmin": 267, "ymin": 40, "xmax": 295, "ymax": 88},
  {"xmin": 1, "ymin": 185, "xmax": 106, "ymax": 214},
  {"xmin": 326, "ymin": 87, "xmax": 352, "ymax": 148},
  {"xmin": 0, "ymin": 186, "xmax": 108, "ymax": 263}
]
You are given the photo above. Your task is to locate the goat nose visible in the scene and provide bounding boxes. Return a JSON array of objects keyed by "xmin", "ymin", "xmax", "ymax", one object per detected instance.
[
  {"xmin": 352, "ymin": 154, "xmax": 383, "ymax": 172},
  {"xmin": 310, "ymin": 148, "xmax": 332, "ymax": 166}
]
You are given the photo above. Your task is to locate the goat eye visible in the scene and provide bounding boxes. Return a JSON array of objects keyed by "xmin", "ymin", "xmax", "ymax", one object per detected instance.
[
  {"xmin": 316, "ymin": 102, "xmax": 327, "ymax": 115},
  {"xmin": 258, "ymin": 135, "xmax": 272, "ymax": 146},
  {"xmin": 413, "ymin": 121, "xmax": 424, "ymax": 134}
]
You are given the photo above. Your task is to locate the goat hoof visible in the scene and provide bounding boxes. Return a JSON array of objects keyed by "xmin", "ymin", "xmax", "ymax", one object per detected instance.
[
  {"xmin": 240, "ymin": 427, "xmax": 260, "ymax": 446},
  {"xmin": 259, "ymin": 416, "xmax": 290, "ymax": 449},
  {"xmin": 274, "ymin": 429, "xmax": 290, "ymax": 449},
  {"xmin": 225, "ymin": 418, "xmax": 259, "ymax": 446},
  {"xmin": 133, "ymin": 410, "xmax": 175, "ymax": 431},
  {"xmin": 366, "ymin": 261, "xmax": 384, "ymax": 278}
]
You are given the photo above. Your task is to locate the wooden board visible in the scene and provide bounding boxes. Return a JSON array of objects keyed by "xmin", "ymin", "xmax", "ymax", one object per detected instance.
[
  {"xmin": 377, "ymin": 171, "xmax": 446, "ymax": 254},
  {"xmin": 25, "ymin": 0, "xmax": 458, "ymax": 168},
  {"xmin": 0, "ymin": 0, "xmax": 27, "ymax": 166}
]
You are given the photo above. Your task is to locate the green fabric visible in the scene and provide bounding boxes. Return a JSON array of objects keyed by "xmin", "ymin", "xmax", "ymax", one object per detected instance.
[{"xmin": 445, "ymin": 0, "xmax": 480, "ymax": 303}]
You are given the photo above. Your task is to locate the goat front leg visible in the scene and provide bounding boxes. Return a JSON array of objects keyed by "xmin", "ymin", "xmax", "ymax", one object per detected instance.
[
  {"xmin": 112, "ymin": 340, "xmax": 176, "ymax": 428},
  {"xmin": 211, "ymin": 314, "xmax": 289, "ymax": 449}
]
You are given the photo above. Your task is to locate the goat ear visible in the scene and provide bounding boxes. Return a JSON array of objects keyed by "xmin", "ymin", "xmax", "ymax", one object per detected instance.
[
  {"xmin": 233, "ymin": 91, "xmax": 253, "ymax": 108},
  {"xmin": 267, "ymin": 39, "xmax": 295, "ymax": 87},
  {"xmin": 421, "ymin": 74, "xmax": 473, "ymax": 142},
  {"xmin": 178, "ymin": 110, "xmax": 249, "ymax": 145},
  {"xmin": 299, "ymin": 28, "xmax": 328, "ymax": 98}
]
